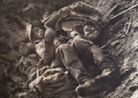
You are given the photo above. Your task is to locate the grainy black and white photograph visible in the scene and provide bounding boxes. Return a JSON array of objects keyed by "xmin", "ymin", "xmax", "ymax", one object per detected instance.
[{"xmin": 0, "ymin": 0, "xmax": 138, "ymax": 98}]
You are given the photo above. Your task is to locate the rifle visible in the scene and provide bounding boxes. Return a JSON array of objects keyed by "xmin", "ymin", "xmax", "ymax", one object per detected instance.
[{"xmin": 36, "ymin": 59, "xmax": 42, "ymax": 78}]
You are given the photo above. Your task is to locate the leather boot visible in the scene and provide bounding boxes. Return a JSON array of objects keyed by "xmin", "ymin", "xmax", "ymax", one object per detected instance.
[
  {"xmin": 75, "ymin": 67, "xmax": 120, "ymax": 96},
  {"xmin": 75, "ymin": 78, "xmax": 107, "ymax": 96}
]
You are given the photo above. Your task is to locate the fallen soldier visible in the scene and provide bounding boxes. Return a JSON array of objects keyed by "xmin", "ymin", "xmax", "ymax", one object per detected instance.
[
  {"xmin": 29, "ymin": 20, "xmax": 56, "ymax": 66},
  {"xmin": 70, "ymin": 31, "xmax": 120, "ymax": 96},
  {"xmin": 14, "ymin": 1, "xmax": 120, "ymax": 98}
]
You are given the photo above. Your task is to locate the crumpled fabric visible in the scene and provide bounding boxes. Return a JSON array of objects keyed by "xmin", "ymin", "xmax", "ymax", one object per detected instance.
[{"xmin": 29, "ymin": 66, "xmax": 78, "ymax": 98}]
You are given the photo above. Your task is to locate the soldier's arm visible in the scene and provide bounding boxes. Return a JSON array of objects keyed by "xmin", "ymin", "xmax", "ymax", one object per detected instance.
[
  {"xmin": 35, "ymin": 41, "xmax": 49, "ymax": 65},
  {"xmin": 44, "ymin": 11, "xmax": 61, "ymax": 29},
  {"xmin": 44, "ymin": 1, "xmax": 102, "ymax": 30},
  {"xmin": 69, "ymin": 1, "xmax": 102, "ymax": 17},
  {"xmin": 44, "ymin": 7, "xmax": 72, "ymax": 29}
]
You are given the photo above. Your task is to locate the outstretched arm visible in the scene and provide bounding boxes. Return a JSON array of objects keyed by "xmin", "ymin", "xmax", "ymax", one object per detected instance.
[
  {"xmin": 69, "ymin": 1, "xmax": 102, "ymax": 17},
  {"xmin": 44, "ymin": 7, "xmax": 71, "ymax": 29},
  {"xmin": 44, "ymin": 1, "xmax": 102, "ymax": 29}
]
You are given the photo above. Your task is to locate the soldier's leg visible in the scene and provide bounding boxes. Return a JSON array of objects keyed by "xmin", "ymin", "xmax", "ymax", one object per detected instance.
[
  {"xmin": 72, "ymin": 36, "xmax": 119, "ymax": 77},
  {"xmin": 86, "ymin": 45, "xmax": 114, "ymax": 71},
  {"xmin": 85, "ymin": 45, "xmax": 120, "ymax": 89},
  {"xmin": 56, "ymin": 44, "xmax": 107, "ymax": 96},
  {"xmin": 56, "ymin": 44, "xmax": 92, "ymax": 84},
  {"xmin": 72, "ymin": 38, "xmax": 120, "ymax": 96}
]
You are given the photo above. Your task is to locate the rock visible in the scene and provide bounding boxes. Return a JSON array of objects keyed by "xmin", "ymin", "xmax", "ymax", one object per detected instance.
[{"xmin": 130, "ymin": 89, "xmax": 138, "ymax": 98}]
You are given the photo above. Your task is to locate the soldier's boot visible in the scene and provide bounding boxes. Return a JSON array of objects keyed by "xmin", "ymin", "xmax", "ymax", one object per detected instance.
[
  {"xmin": 95, "ymin": 66, "xmax": 120, "ymax": 81},
  {"xmin": 75, "ymin": 79, "xmax": 107, "ymax": 96},
  {"xmin": 76, "ymin": 65, "xmax": 120, "ymax": 96},
  {"xmin": 75, "ymin": 66, "xmax": 117, "ymax": 96},
  {"xmin": 82, "ymin": 45, "xmax": 121, "ymax": 94}
]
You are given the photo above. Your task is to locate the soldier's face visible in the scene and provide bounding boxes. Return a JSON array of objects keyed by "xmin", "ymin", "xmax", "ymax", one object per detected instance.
[
  {"xmin": 83, "ymin": 25, "xmax": 100, "ymax": 41},
  {"xmin": 32, "ymin": 27, "xmax": 45, "ymax": 40},
  {"xmin": 83, "ymin": 25, "xmax": 98, "ymax": 36}
]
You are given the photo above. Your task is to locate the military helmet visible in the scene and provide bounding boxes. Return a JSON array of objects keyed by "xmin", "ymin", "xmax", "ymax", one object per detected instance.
[{"xmin": 28, "ymin": 20, "xmax": 45, "ymax": 41}]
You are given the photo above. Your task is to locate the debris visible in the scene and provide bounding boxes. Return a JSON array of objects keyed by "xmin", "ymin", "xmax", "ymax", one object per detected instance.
[
  {"xmin": 14, "ymin": 15, "xmax": 28, "ymax": 29},
  {"xmin": 111, "ymin": 40, "xmax": 120, "ymax": 48},
  {"xmin": 36, "ymin": 59, "xmax": 42, "ymax": 78},
  {"xmin": 125, "ymin": 15, "xmax": 132, "ymax": 35},
  {"xmin": 104, "ymin": 3, "xmax": 138, "ymax": 23},
  {"xmin": 102, "ymin": 4, "xmax": 119, "ymax": 21},
  {"xmin": 0, "ymin": 58, "xmax": 9, "ymax": 65}
]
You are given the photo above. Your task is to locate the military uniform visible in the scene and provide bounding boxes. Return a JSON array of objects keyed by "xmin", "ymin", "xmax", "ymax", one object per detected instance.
[
  {"xmin": 71, "ymin": 34, "xmax": 114, "ymax": 71},
  {"xmin": 30, "ymin": 20, "xmax": 56, "ymax": 65},
  {"xmin": 52, "ymin": 36, "xmax": 110, "ymax": 96},
  {"xmin": 44, "ymin": 1, "xmax": 102, "ymax": 33},
  {"xmin": 34, "ymin": 39, "xmax": 55, "ymax": 65}
]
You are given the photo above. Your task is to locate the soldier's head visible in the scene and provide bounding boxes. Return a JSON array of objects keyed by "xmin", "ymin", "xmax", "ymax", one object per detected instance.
[
  {"xmin": 30, "ymin": 20, "xmax": 45, "ymax": 41},
  {"xmin": 83, "ymin": 25, "xmax": 101, "ymax": 44}
]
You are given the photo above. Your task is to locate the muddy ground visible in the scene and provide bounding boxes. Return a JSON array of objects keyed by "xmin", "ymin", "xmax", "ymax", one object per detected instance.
[{"xmin": 0, "ymin": 0, "xmax": 138, "ymax": 98}]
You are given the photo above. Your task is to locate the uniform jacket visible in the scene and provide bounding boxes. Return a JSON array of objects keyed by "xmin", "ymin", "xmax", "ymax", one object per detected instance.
[{"xmin": 44, "ymin": 1, "xmax": 102, "ymax": 33}]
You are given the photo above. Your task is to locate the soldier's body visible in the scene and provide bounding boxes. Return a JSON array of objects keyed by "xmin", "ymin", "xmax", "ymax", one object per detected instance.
[{"xmin": 30, "ymin": 20, "xmax": 56, "ymax": 65}]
